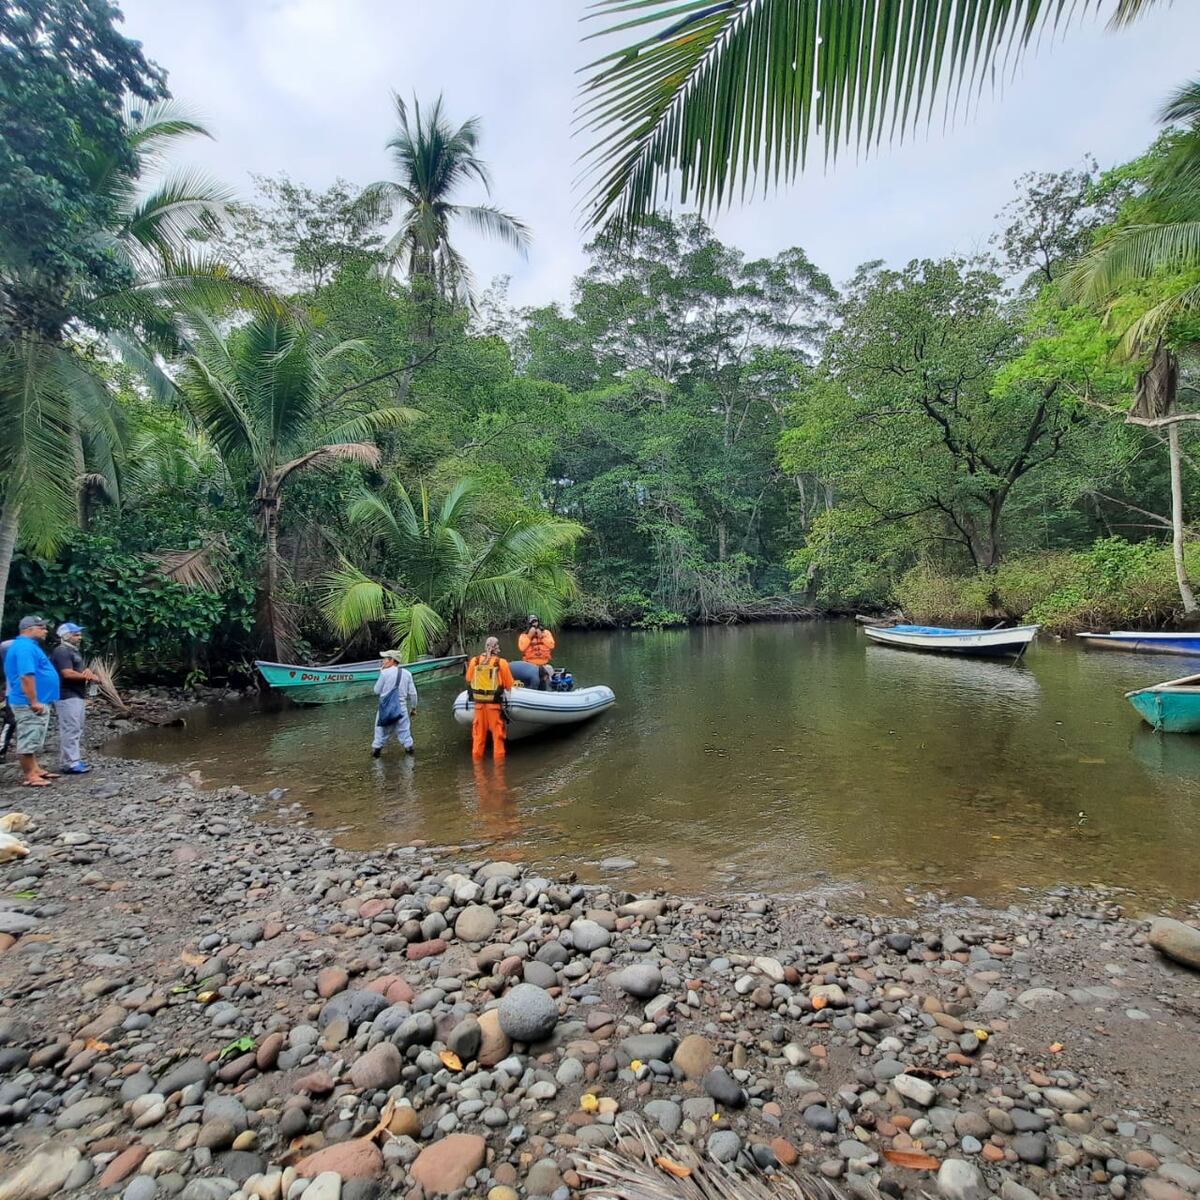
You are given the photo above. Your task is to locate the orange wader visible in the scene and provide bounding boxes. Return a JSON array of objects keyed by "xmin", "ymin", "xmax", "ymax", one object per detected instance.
[{"xmin": 466, "ymin": 654, "xmax": 515, "ymax": 762}]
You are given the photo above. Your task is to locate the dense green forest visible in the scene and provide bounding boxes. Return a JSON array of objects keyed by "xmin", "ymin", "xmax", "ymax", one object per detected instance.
[{"xmin": 4, "ymin": 0, "xmax": 1200, "ymax": 681}]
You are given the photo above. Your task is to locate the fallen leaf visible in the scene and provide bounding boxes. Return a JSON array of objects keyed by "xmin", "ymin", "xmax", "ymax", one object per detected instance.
[
  {"xmin": 580, "ymin": 1094, "xmax": 599, "ymax": 1113},
  {"xmin": 1049, "ymin": 1042, "xmax": 1065, "ymax": 1053},
  {"xmin": 83, "ymin": 1038, "xmax": 110, "ymax": 1052},
  {"xmin": 884, "ymin": 1149, "xmax": 941, "ymax": 1170},
  {"xmin": 908, "ymin": 1067, "xmax": 955, "ymax": 1079},
  {"xmin": 438, "ymin": 1050, "xmax": 462, "ymax": 1071},
  {"xmin": 655, "ymin": 1156, "xmax": 693, "ymax": 1179},
  {"xmin": 366, "ymin": 1098, "xmax": 396, "ymax": 1142},
  {"xmin": 811, "ymin": 994, "xmax": 828, "ymax": 1010}
]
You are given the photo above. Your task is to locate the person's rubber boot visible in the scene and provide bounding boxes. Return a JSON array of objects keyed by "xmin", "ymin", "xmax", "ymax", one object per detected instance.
[
  {"xmin": 372, "ymin": 747, "xmax": 382, "ymax": 759},
  {"xmin": 404, "ymin": 744, "xmax": 415, "ymax": 755}
]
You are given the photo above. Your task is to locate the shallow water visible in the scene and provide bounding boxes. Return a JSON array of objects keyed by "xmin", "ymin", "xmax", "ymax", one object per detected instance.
[{"xmin": 107, "ymin": 622, "xmax": 1200, "ymax": 904}]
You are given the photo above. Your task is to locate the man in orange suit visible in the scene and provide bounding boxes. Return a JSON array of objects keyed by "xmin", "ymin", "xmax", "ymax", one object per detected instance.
[
  {"xmin": 465, "ymin": 636, "xmax": 515, "ymax": 761},
  {"xmin": 517, "ymin": 614, "xmax": 556, "ymax": 689}
]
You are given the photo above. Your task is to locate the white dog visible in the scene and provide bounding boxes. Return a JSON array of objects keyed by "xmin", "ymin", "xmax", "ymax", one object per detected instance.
[{"xmin": 0, "ymin": 812, "xmax": 32, "ymax": 861}]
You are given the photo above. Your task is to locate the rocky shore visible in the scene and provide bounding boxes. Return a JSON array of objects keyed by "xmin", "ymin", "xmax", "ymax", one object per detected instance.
[{"xmin": 1, "ymin": 708, "xmax": 1199, "ymax": 1200}]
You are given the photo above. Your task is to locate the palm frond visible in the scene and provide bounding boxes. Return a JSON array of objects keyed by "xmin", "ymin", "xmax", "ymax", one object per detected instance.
[
  {"xmin": 386, "ymin": 600, "xmax": 448, "ymax": 660},
  {"xmin": 320, "ymin": 562, "xmax": 391, "ymax": 637},
  {"xmin": 149, "ymin": 536, "xmax": 232, "ymax": 590},
  {"xmin": 276, "ymin": 441, "xmax": 382, "ymax": 485},
  {"xmin": 576, "ymin": 0, "xmax": 1169, "ymax": 232},
  {"xmin": 1064, "ymin": 221, "xmax": 1200, "ymax": 306},
  {"xmin": 87, "ymin": 657, "xmax": 130, "ymax": 714},
  {"xmin": 122, "ymin": 168, "xmax": 233, "ymax": 260},
  {"xmin": 575, "ymin": 1116, "xmax": 873, "ymax": 1199},
  {"xmin": 454, "ymin": 204, "xmax": 533, "ymax": 253},
  {"xmin": 1117, "ymin": 279, "xmax": 1200, "ymax": 355}
]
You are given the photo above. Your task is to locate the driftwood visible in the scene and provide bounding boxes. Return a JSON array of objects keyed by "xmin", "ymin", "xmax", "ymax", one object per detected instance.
[{"xmin": 86, "ymin": 658, "xmax": 186, "ymax": 726}]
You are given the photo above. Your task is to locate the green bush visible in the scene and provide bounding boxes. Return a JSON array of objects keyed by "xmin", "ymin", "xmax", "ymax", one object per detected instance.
[
  {"xmin": 895, "ymin": 538, "xmax": 1200, "ymax": 633},
  {"xmin": 7, "ymin": 533, "xmax": 256, "ymax": 679}
]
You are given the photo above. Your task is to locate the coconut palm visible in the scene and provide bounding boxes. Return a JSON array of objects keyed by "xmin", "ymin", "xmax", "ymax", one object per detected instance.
[
  {"xmin": 1065, "ymin": 77, "xmax": 1200, "ymax": 352},
  {"xmin": 364, "ymin": 94, "xmax": 530, "ymax": 305},
  {"xmin": 175, "ymin": 313, "xmax": 421, "ymax": 658},
  {"xmin": 0, "ymin": 99, "xmax": 264, "ymax": 631},
  {"xmin": 321, "ymin": 477, "xmax": 582, "ymax": 659},
  {"xmin": 577, "ymin": 0, "xmax": 1166, "ymax": 232}
]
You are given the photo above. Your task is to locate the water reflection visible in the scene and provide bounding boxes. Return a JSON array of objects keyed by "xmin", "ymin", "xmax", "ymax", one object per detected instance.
[{"xmin": 107, "ymin": 623, "xmax": 1200, "ymax": 903}]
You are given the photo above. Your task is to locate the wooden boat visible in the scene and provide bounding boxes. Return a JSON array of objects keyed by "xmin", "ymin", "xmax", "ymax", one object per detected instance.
[
  {"xmin": 255, "ymin": 654, "xmax": 466, "ymax": 704},
  {"xmin": 1126, "ymin": 673, "xmax": 1200, "ymax": 732},
  {"xmin": 862, "ymin": 623, "xmax": 1040, "ymax": 657},
  {"xmin": 1077, "ymin": 631, "xmax": 1200, "ymax": 656},
  {"xmin": 452, "ymin": 684, "xmax": 616, "ymax": 741}
]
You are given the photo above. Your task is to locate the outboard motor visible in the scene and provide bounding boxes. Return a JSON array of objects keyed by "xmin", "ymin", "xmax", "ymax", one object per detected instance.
[{"xmin": 549, "ymin": 669, "xmax": 574, "ymax": 692}]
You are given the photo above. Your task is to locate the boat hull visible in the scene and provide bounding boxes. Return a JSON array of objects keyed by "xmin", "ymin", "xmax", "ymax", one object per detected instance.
[
  {"xmin": 255, "ymin": 655, "xmax": 466, "ymax": 704},
  {"xmin": 452, "ymin": 686, "xmax": 615, "ymax": 740},
  {"xmin": 1078, "ymin": 632, "xmax": 1200, "ymax": 657},
  {"xmin": 1126, "ymin": 673, "xmax": 1200, "ymax": 732},
  {"xmin": 863, "ymin": 624, "xmax": 1039, "ymax": 657}
]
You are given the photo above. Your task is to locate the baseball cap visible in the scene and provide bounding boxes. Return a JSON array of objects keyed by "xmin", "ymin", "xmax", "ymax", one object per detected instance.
[
  {"xmin": 18, "ymin": 615, "xmax": 48, "ymax": 631},
  {"xmin": 57, "ymin": 622, "xmax": 85, "ymax": 636}
]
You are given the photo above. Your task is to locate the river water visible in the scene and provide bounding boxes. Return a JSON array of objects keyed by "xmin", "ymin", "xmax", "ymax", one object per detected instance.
[{"xmin": 108, "ymin": 621, "xmax": 1200, "ymax": 905}]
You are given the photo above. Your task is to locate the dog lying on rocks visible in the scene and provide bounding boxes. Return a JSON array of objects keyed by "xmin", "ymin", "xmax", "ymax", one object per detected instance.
[{"xmin": 0, "ymin": 812, "xmax": 31, "ymax": 861}]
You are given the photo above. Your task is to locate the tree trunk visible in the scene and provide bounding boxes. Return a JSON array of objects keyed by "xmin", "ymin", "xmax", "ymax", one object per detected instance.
[
  {"xmin": 1168, "ymin": 422, "xmax": 1197, "ymax": 613},
  {"xmin": 0, "ymin": 498, "xmax": 20, "ymax": 635}
]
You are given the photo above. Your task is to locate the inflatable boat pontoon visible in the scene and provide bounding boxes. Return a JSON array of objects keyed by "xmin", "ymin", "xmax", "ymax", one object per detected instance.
[{"xmin": 452, "ymin": 684, "xmax": 615, "ymax": 740}]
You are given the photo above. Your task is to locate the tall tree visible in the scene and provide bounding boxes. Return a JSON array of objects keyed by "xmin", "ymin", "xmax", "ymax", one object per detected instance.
[
  {"xmin": 365, "ymin": 94, "xmax": 530, "ymax": 306},
  {"xmin": 577, "ymin": 0, "xmax": 1166, "ymax": 231},
  {"xmin": 0, "ymin": 0, "xmax": 256, "ymax": 630},
  {"xmin": 783, "ymin": 258, "xmax": 1086, "ymax": 574},
  {"xmin": 175, "ymin": 314, "xmax": 420, "ymax": 658}
]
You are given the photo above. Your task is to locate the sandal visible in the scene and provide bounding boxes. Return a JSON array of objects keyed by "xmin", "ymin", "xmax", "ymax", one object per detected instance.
[{"xmin": 22, "ymin": 778, "xmax": 52, "ymax": 787}]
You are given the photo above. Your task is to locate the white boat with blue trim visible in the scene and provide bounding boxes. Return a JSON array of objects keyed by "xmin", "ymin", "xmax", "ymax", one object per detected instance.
[
  {"xmin": 1077, "ymin": 631, "xmax": 1200, "ymax": 656},
  {"xmin": 863, "ymin": 623, "xmax": 1040, "ymax": 657},
  {"xmin": 452, "ymin": 684, "xmax": 616, "ymax": 740}
]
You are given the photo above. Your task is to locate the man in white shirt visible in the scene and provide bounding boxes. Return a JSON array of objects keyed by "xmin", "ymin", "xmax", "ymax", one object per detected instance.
[{"xmin": 372, "ymin": 650, "xmax": 418, "ymax": 758}]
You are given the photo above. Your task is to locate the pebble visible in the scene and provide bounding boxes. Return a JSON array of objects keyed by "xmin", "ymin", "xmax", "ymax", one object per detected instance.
[{"xmin": 498, "ymin": 983, "xmax": 559, "ymax": 1042}]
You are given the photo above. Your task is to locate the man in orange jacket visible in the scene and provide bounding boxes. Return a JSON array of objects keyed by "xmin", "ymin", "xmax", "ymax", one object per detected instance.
[
  {"xmin": 517, "ymin": 614, "xmax": 556, "ymax": 689},
  {"xmin": 465, "ymin": 636, "xmax": 515, "ymax": 761}
]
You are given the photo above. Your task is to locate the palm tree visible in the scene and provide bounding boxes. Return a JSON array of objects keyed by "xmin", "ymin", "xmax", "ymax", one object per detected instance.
[
  {"xmin": 1063, "ymin": 79, "xmax": 1200, "ymax": 614},
  {"xmin": 364, "ymin": 94, "xmax": 530, "ymax": 306},
  {"xmin": 175, "ymin": 313, "xmax": 421, "ymax": 658},
  {"xmin": 321, "ymin": 477, "xmax": 582, "ymax": 659},
  {"xmin": 577, "ymin": 0, "xmax": 1166, "ymax": 232},
  {"xmin": 1066, "ymin": 77, "xmax": 1200, "ymax": 351},
  {"xmin": 0, "ymin": 100, "xmax": 262, "ymax": 630}
]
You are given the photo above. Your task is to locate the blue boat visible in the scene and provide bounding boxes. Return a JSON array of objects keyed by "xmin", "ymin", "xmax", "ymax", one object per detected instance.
[
  {"xmin": 863, "ymin": 623, "xmax": 1039, "ymax": 657},
  {"xmin": 1078, "ymin": 631, "xmax": 1200, "ymax": 656},
  {"xmin": 1126, "ymin": 672, "xmax": 1200, "ymax": 732}
]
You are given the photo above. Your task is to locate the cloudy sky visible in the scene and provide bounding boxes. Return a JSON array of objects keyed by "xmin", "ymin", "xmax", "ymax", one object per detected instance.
[{"xmin": 117, "ymin": 0, "xmax": 1199, "ymax": 306}]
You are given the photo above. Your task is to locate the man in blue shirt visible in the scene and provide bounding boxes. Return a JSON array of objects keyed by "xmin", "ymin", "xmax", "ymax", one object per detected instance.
[{"xmin": 4, "ymin": 615, "xmax": 61, "ymax": 787}]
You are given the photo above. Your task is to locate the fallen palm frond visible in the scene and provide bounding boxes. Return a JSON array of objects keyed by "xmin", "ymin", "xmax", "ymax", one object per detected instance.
[
  {"xmin": 87, "ymin": 657, "xmax": 130, "ymax": 713},
  {"xmin": 149, "ymin": 534, "xmax": 233, "ymax": 591},
  {"xmin": 87, "ymin": 657, "xmax": 185, "ymax": 726},
  {"xmin": 574, "ymin": 1117, "xmax": 884, "ymax": 1200}
]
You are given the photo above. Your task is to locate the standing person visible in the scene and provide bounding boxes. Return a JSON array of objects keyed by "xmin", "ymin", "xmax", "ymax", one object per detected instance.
[
  {"xmin": 517, "ymin": 614, "xmax": 557, "ymax": 689},
  {"xmin": 3, "ymin": 616, "xmax": 61, "ymax": 787},
  {"xmin": 51, "ymin": 623, "xmax": 99, "ymax": 774},
  {"xmin": 0, "ymin": 639, "xmax": 15, "ymax": 762},
  {"xmin": 466, "ymin": 636, "xmax": 515, "ymax": 761},
  {"xmin": 372, "ymin": 651, "xmax": 418, "ymax": 758}
]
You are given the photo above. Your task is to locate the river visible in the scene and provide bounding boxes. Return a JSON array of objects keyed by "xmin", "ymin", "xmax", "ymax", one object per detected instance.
[{"xmin": 107, "ymin": 621, "xmax": 1200, "ymax": 905}]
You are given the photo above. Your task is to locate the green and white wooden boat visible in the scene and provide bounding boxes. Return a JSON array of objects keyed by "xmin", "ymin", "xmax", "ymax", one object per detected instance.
[
  {"xmin": 255, "ymin": 655, "xmax": 466, "ymax": 705},
  {"xmin": 1126, "ymin": 672, "xmax": 1200, "ymax": 733}
]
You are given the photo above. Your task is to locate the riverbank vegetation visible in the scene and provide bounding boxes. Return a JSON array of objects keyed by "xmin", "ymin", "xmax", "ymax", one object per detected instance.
[{"xmin": 4, "ymin": 0, "xmax": 1200, "ymax": 681}]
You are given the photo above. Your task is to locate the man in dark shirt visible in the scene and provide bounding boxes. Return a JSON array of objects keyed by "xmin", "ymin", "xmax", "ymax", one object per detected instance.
[{"xmin": 51, "ymin": 622, "xmax": 98, "ymax": 774}]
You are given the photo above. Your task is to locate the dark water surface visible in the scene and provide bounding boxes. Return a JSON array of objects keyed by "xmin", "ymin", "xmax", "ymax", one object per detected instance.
[{"xmin": 107, "ymin": 622, "xmax": 1200, "ymax": 903}]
